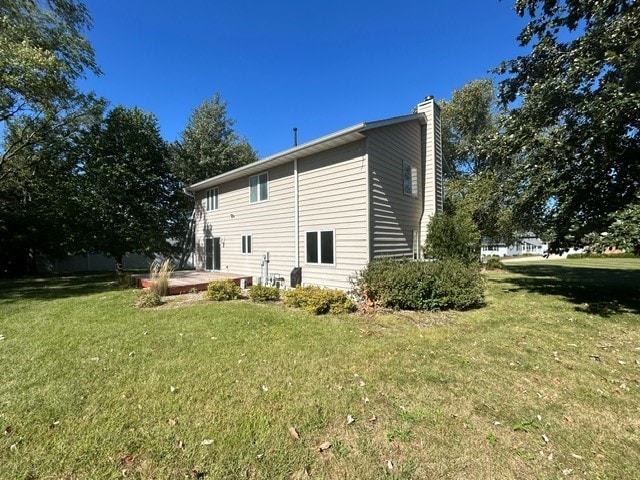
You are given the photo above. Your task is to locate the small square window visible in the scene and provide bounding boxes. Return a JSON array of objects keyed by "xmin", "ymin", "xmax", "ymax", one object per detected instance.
[
  {"xmin": 249, "ymin": 172, "xmax": 268, "ymax": 203},
  {"xmin": 206, "ymin": 187, "xmax": 219, "ymax": 211},
  {"xmin": 242, "ymin": 234, "xmax": 252, "ymax": 254}
]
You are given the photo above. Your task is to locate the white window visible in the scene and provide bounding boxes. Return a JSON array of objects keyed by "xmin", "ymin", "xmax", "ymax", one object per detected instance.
[
  {"xmin": 206, "ymin": 187, "xmax": 219, "ymax": 211},
  {"xmin": 249, "ymin": 172, "xmax": 268, "ymax": 203},
  {"xmin": 242, "ymin": 234, "xmax": 252, "ymax": 254},
  {"xmin": 402, "ymin": 162, "xmax": 418, "ymax": 197},
  {"xmin": 306, "ymin": 230, "xmax": 334, "ymax": 265}
]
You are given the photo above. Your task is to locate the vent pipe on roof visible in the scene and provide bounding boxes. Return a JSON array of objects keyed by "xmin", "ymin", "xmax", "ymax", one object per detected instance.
[{"xmin": 293, "ymin": 127, "xmax": 298, "ymax": 146}]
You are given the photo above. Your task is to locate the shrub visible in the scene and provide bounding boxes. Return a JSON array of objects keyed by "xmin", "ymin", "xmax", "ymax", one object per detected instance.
[
  {"xmin": 136, "ymin": 290, "xmax": 163, "ymax": 308},
  {"xmin": 567, "ymin": 252, "xmax": 637, "ymax": 259},
  {"xmin": 249, "ymin": 285, "xmax": 281, "ymax": 302},
  {"xmin": 282, "ymin": 286, "xmax": 355, "ymax": 315},
  {"xmin": 205, "ymin": 279, "xmax": 241, "ymax": 301},
  {"xmin": 354, "ymin": 258, "xmax": 484, "ymax": 311},
  {"xmin": 423, "ymin": 211, "xmax": 480, "ymax": 265},
  {"xmin": 355, "ymin": 258, "xmax": 439, "ymax": 310},
  {"xmin": 430, "ymin": 259, "xmax": 485, "ymax": 310},
  {"xmin": 483, "ymin": 256, "xmax": 504, "ymax": 270}
]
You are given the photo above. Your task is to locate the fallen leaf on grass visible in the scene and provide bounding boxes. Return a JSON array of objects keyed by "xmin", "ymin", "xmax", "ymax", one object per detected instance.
[
  {"xmin": 542, "ymin": 434, "xmax": 550, "ymax": 443},
  {"xmin": 200, "ymin": 439, "xmax": 213, "ymax": 446},
  {"xmin": 387, "ymin": 459, "xmax": 394, "ymax": 471},
  {"xmin": 368, "ymin": 415, "xmax": 377, "ymax": 423},
  {"xmin": 4, "ymin": 426, "xmax": 12, "ymax": 435},
  {"xmin": 346, "ymin": 415, "xmax": 355, "ymax": 425},
  {"xmin": 168, "ymin": 418, "xmax": 177, "ymax": 426},
  {"xmin": 170, "ymin": 385, "xmax": 178, "ymax": 393},
  {"xmin": 48, "ymin": 420, "xmax": 60, "ymax": 430},
  {"xmin": 177, "ymin": 440, "xmax": 185, "ymax": 451},
  {"xmin": 571, "ymin": 453, "xmax": 584, "ymax": 460},
  {"xmin": 289, "ymin": 426, "xmax": 300, "ymax": 440},
  {"xmin": 316, "ymin": 441, "xmax": 331, "ymax": 452}
]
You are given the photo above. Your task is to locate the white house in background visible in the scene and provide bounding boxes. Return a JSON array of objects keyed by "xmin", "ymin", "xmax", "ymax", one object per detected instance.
[
  {"xmin": 481, "ymin": 234, "xmax": 549, "ymax": 258},
  {"xmin": 186, "ymin": 98, "xmax": 443, "ymax": 290}
]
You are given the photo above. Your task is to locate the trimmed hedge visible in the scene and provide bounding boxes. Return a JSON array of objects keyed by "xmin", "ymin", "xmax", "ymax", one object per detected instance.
[
  {"xmin": 282, "ymin": 286, "xmax": 355, "ymax": 315},
  {"xmin": 567, "ymin": 252, "xmax": 637, "ymax": 259},
  {"xmin": 354, "ymin": 258, "xmax": 484, "ymax": 311}
]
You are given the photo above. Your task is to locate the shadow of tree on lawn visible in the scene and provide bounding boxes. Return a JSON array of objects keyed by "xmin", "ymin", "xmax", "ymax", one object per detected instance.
[
  {"xmin": 0, "ymin": 272, "xmax": 119, "ymax": 304},
  {"xmin": 496, "ymin": 263, "xmax": 640, "ymax": 317}
]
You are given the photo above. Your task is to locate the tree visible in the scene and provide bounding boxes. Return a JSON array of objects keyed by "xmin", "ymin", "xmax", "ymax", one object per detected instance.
[
  {"xmin": 0, "ymin": 0, "xmax": 101, "ymax": 178},
  {"xmin": 172, "ymin": 93, "xmax": 257, "ymax": 187},
  {"xmin": 438, "ymin": 80, "xmax": 515, "ymax": 241},
  {"xmin": 496, "ymin": 0, "xmax": 640, "ymax": 250},
  {"xmin": 0, "ymin": 102, "xmax": 102, "ymax": 274},
  {"xmin": 80, "ymin": 106, "xmax": 186, "ymax": 275},
  {"xmin": 586, "ymin": 196, "xmax": 640, "ymax": 255},
  {"xmin": 440, "ymin": 79, "xmax": 499, "ymax": 178}
]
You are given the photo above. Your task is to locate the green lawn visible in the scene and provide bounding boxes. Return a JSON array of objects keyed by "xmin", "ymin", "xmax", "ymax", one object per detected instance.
[{"xmin": 1, "ymin": 259, "xmax": 639, "ymax": 479}]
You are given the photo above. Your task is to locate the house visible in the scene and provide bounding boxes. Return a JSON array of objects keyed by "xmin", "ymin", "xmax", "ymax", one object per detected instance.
[
  {"xmin": 481, "ymin": 234, "xmax": 549, "ymax": 258},
  {"xmin": 186, "ymin": 98, "xmax": 443, "ymax": 290}
]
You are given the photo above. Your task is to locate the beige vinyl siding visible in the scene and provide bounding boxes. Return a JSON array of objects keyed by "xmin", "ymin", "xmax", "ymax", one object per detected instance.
[
  {"xmin": 367, "ymin": 121, "xmax": 424, "ymax": 259},
  {"xmin": 419, "ymin": 100, "xmax": 444, "ymax": 239},
  {"xmin": 194, "ymin": 162, "xmax": 295, "ymax": 279},
  {"xmin": 298, "ymin": 141, "xmax": 368, "ymax": 289}
]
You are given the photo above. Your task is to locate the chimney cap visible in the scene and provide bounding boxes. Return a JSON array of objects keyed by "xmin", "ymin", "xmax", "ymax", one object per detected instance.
[{"xmin": 424, "ymin": 95, "xmax": 434, "ymax": 101}]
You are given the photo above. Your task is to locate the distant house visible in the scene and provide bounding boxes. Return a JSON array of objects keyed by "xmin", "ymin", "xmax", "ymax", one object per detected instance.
[
  {"xmin": 481, "ymin": 234, "xmax": 549, "ymax": 258},
  {"xmin": 186, "ymin": 98, "xmax": 443, "ymax": 290}
]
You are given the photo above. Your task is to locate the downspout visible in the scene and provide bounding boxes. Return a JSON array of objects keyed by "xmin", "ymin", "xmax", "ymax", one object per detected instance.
[{"xmin": 294, "ymin": 158, "xmax": 300, "ymax": 267}]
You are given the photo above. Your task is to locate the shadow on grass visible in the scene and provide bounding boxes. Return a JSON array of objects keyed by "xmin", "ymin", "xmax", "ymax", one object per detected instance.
[
  {"xmin": 497, "ymin": 263, "xmax": 640, "ymax": 317},
  {"xmin": 0, "ymin": 272, "xmax": 120, "ymax": 304}
]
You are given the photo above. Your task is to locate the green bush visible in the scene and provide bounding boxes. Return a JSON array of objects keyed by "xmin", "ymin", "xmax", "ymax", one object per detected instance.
[
  {"xmin": 430, "ymin": 259, "xmax": 485, "ymax": 310},
  {"xmin": 483, "ymin": 256, "xmax": 504, "ymax": 270},
  {"xmin": 205, "ymin": 279, "xmax": 241, "ymax": 301},
  {"xmin": 423, "ymin": 211, "xmax": 480, "ymax": 265},
  {"xmin": 567, "ymin": 252, "xmax": 637, "ymax": 259},
  {"xmin": 354, "ymin": 258, "xmax": 484, "ymax": 311},
  {"xmin": 136, "ymin": 290, "xmax": 163, "ymax": 308},
  {"xmin": 282, "ymin": 286, "xmax": 355, "ymax": 315},
  {"xmin": 355, "ymin": 258, "xmax": 439, "ymax": 310},
  {"xmin": 249, "ymin": 285, "xmax": 281, "ymax": 302}
]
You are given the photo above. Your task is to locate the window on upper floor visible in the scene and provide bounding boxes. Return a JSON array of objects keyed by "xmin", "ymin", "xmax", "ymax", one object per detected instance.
[
  {"xmin": 206, "ymin": 187, "xmax": 219, "ymax": 211},
  {"xmin": 249, "ymin": 172, "xmax": 268, "ymax": 203},
  {"xmin": 402, "ymin": 162, "xmax": 418, "ymax": 197}
]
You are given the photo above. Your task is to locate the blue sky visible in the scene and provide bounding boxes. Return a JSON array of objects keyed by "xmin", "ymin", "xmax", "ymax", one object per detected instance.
[{"xmin": 80, "ymin": 0, "xmax": 529, "ymax": 158}]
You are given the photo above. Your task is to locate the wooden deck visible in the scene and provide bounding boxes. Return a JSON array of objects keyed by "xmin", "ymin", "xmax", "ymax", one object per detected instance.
[{"xmin": 132, "ymin": 270, "xmax": 253, "ymax": 295}]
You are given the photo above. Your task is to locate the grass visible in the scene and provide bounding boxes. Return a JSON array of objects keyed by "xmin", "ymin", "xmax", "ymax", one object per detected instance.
[{"xmin": 0, "ymin": 259, "xmax": 639, "ymax": 479}]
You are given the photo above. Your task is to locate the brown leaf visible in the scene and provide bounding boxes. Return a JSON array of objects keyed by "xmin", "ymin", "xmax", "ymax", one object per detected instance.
[
  {"xmin": 177, "ymin": 440, "xmax": 185, "ymax": 451},
  {"xmin": 289, "ymin": 426, "xmax": 300, "ymax": 440},
  {"xmin": 4, "ymin": 426, "xmax": 12, "ymax": 436},
  {"xmin": 168, "ymin": 418, "xmax": 177, "ymax": 426},
  {"xmin": 316, "ymin": 441, "xmax": 331, "ymax": 452}
]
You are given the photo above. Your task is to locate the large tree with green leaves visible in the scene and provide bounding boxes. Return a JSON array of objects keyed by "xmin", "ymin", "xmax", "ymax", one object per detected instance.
[
  {"xmin": 0, "ymin": 0, "xmax": 101, "ymax": 179},
  {"xmin": 496, "ymin": 0, "xmax": 640, "ymax": 250},
  {"xmin": 438, "ymin": 80, "xmax": 515, "ymax": 241},
  {"xmin": 80, "ymin": 106, "xmax": 187, "ymax": 275},
  {"xmin": 172, "ymin": 93, "xmax": 257, "ymax": 187}
]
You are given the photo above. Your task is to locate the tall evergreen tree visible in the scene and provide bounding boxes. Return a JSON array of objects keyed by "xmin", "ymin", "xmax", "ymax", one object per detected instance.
[{"xmin": 173, "ymin": 93, "xmax": 257, "ymax": 187}]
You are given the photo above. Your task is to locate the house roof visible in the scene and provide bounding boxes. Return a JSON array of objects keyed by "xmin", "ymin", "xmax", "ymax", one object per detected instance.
[{"xmin": 187, "ymin": 112, "xmax": 425, "ymax": 192}]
